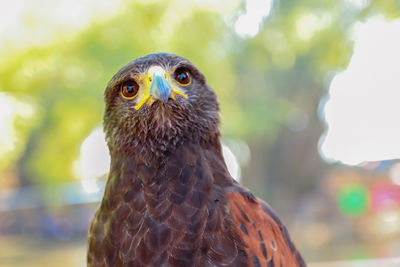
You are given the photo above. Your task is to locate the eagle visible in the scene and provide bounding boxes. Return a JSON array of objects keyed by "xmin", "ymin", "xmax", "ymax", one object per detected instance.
[{"xmin": 87, "ymin": 53, "xmax": 306, "ymax": 267}]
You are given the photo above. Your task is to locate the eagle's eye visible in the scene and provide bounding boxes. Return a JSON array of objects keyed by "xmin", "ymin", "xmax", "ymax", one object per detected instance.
[
  {"xmin": 174, "ymin": 68, "xmax": 191, "ymax": 86},
  {"xmin": 121, "ymin": 80, "xmax": 139, "ymax": 99}
]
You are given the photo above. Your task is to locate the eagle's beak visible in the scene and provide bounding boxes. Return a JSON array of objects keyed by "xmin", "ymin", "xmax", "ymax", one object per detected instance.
[
  {"xmin": 148, "ymin": 66, "xmax": 172, "ymax": 103},
  {"xmin": 133, "ymin": 66, "xmax": 188, "ymax": 110}
]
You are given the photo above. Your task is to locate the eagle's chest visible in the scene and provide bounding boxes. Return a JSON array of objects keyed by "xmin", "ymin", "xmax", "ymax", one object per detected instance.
[
  {"xmin": 88, "ymin": 189, "xmax": 231, "ymax": 266},
  {"xmin": 87, "ymin": 145, "xmax": 244, "ymax": 266},
  {"xmin": 103, "ymin": 208, "xmax": 207, "ymax": 262}
]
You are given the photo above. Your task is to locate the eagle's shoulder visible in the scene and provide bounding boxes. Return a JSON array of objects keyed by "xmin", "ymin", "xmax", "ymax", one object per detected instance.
[{"xmin": 224, "ymin": 186, "xmax": 307, "ymax": 267}]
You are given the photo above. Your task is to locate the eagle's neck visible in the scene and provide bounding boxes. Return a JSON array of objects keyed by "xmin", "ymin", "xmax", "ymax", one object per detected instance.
[{"xmin": 104, "ymin": 140, "xmax": 228, "ymax": 213}]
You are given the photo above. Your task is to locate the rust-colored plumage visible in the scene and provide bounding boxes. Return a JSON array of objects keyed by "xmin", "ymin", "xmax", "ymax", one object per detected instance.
[
  {"xmin": 87, "ymin": 53, "xmax": 306, "ymax": 266},
  {"xmin": 227, "ymin": 192, "xmax": 305, "ymax": 266}
]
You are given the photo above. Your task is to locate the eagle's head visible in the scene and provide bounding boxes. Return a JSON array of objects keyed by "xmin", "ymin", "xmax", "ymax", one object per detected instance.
[{"xmin": 104, "ymin": 53, "xmax": 220, "ymax": 160}]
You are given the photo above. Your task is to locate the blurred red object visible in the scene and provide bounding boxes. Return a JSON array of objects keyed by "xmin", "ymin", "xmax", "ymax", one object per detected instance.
[{"xmin": 370, "ymin": 180, "xmax": 400, "ymax": 213}]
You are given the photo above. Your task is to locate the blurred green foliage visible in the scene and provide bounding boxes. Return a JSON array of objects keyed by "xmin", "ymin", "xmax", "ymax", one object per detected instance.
[{"xmin": 0, "ymin": 0, "xmax": 399, "ymax": 186}]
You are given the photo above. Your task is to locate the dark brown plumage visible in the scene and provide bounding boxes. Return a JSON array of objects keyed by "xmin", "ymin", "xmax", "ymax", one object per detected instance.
[{"xmin": 87, "ymin": 53, "xmax": 306, "ymax": 267}]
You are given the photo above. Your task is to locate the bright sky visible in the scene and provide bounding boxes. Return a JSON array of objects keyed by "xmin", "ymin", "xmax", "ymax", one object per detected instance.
[
  {"xmin": 0, "ymin": 0, "xmax": 124, "ymax": 54},
  {"xmin": 320, "ymin": 17, "xmax": 400, "ymax": 165},
  {"xmin": 234, "ymin": 0, "xmax": 273, "ymax": 38},
  {"xmin": 0, "ymin": 0, "xmax": 262, "ymax": 51}
]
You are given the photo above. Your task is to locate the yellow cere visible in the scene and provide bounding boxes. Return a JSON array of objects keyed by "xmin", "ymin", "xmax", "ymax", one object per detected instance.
[{"xmin": 134, "ymin": 66, "xmax": 188, "ymax": 110}]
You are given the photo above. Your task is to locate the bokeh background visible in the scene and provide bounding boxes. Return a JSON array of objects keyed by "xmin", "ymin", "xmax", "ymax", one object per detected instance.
[{"xmin": 1, "ymin": 0, "xmax": 400, "ymax": 266}]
